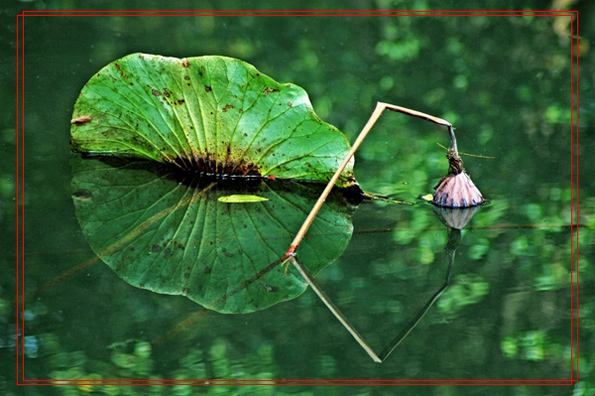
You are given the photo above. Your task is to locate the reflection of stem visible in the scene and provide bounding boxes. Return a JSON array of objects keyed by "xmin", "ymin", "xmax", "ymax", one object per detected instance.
[
  {"xmin": 378, "ymin": 229, "xmax": 459, "ymax": 361},
  {"xmin": 153, "ymin": 255, "xmax": 287, "ymax": 346},
  {"xmin": 290, "ymin": 257, "xmax": 382, "ymax": 363},
  {"xmin": 445, "ymin": 227, "xmax": 462, "ymax": 253},
  {"xmin": 24, "ymin": 256, "xmax": 101, "ymax": 301},
  {"xmin": 291, "ymin": 228, "xmax": 461, "ymax": 363}
]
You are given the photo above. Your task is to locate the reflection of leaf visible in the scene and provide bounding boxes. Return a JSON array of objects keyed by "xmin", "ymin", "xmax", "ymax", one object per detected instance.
[
  {"xmin": 70, "ymin": 53, "xmax": 356, "ymax": 187},
  {"xmin": 71, "ymin": 157, "xmax": 356, "ymax": 313}
]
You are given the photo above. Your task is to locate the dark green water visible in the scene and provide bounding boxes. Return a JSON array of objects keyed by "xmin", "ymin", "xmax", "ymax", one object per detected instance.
[{"xmin": 3, "ymin": 2, "xmax": 595, "ymax": 395}]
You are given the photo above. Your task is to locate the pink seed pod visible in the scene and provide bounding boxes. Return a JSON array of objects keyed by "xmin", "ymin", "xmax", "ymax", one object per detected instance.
[{"xmin": 433, "ymin": 149, "xmax": 484, "ymax": 208}]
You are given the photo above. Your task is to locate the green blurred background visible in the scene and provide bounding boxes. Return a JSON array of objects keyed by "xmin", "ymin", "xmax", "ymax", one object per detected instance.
[{"xmin": 2, "ymin": 0, "xmax": 594, "ymax": 395}]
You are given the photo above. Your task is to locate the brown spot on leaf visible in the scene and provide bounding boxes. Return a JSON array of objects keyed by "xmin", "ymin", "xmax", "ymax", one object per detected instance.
[
  {"xmin": 263, "ymin": 87, "xmax": 280, "ymax": 95},
  {"xmin": 172, "ymin": 241, "xmax": 185, "ymax": 250},
  {"xmin": 71, "ymin": 115, "xmax": 92, "ymax": 126},
  {"xmin": 151, "ymin": 88, "xmax": 160, "ymax": 96},
  {"xmin": 222, "ymin": 104, "xmax": 234, "ymax": 112},
  {"xmin": 182, "ymin": 59, "xmax": 190, "ymax": 68},
  {"xmin": 163, "ymin": 88, "xmax": 171, "ymax": 98},
  {"xmin": 177, "ymin": 99, "xmax": 185, "ymax": 105},
  {"xmin": 204, "ymin": 85, "xmax": 212, "ymax": 92},
  {"xmin": 221, "ymin": 247, "xmax": 234, "ymax": 258}
]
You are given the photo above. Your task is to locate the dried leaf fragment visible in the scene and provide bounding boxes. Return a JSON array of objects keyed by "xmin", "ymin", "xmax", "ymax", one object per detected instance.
[{"xmin": 71, "ymin": 115, "xmax": 93, "ymax": 126}]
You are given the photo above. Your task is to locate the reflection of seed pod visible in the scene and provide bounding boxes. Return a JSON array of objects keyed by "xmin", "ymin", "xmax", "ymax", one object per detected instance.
[
  {"xmin": 433, "ymin": 149, "xmax": 484, "ymax": 208},
  {"xmin": 434, "ymin": 205, "xmax": 482, "ymax": 230}
]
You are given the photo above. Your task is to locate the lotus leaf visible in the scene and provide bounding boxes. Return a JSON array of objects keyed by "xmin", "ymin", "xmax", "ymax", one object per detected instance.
[{"xmin": 70, "ymin": 53, "xmax": 357, "ymax": 187}]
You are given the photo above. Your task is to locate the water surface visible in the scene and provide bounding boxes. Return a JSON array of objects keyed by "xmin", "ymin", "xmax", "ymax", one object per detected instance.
[{"xmin": 5, "ymin": 5, "xmax": 594, "ymax": 396}]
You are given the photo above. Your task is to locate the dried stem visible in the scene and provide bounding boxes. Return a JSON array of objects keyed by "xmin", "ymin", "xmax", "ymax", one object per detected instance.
[
  {"xmin": 285, "ymin": 102, "xmax": 454, "ymax": 257},
  {"xmin": 448, "ymin": 125, "xmax": 458, "ymax": 156}
]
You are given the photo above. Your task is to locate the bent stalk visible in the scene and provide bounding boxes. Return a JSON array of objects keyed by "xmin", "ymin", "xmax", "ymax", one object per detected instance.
[{"xmin": 284, "ymin": 102, "xmax": 454, "ymax": 258}]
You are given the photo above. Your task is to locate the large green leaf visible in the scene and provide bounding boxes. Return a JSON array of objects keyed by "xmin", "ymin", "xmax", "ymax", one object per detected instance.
[
  {"xmin": 70, "ymin": 53, "xmax": 356, "ymax": 187},
  {"xmin": 71, "ymin": 157, "xmax": 357, "ymax": 313}
]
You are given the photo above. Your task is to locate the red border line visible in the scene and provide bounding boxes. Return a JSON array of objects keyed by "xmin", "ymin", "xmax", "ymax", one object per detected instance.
[
  {"xmin": 15, "ymin": 11, "xmax": 20, "ymax": 388},
  {"xmin": 18, "ymin": 9, "xmax": 575, "ymax": 17},
  {"xmin": 21, "ymin": 378, "xmax": 574, "ymax": 383},
  {"xmin": 19, "ymin": 12, "xmax": 575, "ymax": 17},
  {"xmin": 576, "ymin": 12, "xmax": 579, "ymax": 380},
  {"xmin": 575, "ymin": 11, "xmax": 580, "ymax": 381},
  {"xmin": 16, "ymin": 9, "xmax": 579, "ymax": 387},
  {"xmin": 21, "ymin": 9, "xmax": 574, "ymax": 13},
  {"xmin": 20, "ymin": 10, "xmax": 25, "ymax": 385},
  {"xmin": 17, "ymin": 382, "xmax": 576, "ymax": 386},
  {"xmin": 574, "ymin": 12, "xmax": 576, "ymax": 380}
]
